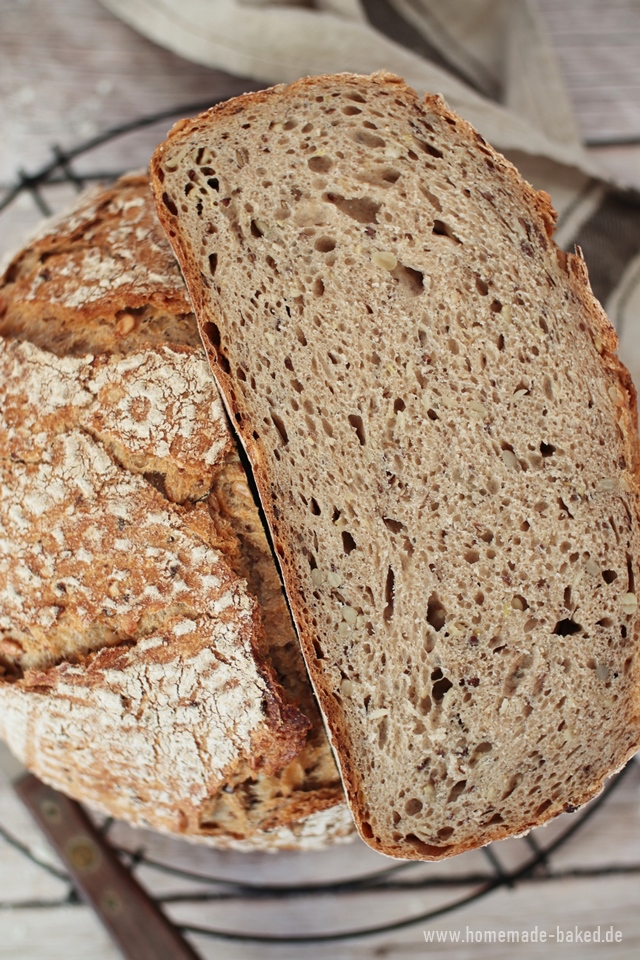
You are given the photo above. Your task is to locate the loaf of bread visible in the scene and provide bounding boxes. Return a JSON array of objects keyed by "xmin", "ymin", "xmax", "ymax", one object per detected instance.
[
  {"xmin": 152, "ymin": 72, "xmax": 640, "ymax": 859},
  {"xmin": 0, "ymin": 173, "xmax": 352, "ymax": 850}
]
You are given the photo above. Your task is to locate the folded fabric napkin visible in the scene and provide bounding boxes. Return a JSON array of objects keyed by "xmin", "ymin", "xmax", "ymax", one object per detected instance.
[{"xmin": 102, "ymin": 0, "xmax": 640, "ymax": 387}]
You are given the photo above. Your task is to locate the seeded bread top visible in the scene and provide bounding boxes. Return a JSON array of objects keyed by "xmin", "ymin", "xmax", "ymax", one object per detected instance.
[
  {"xmin": 0, "ymin": 173, "xmax": 192, "ymax": 356},
  {"xmin": 0, "ymin": 173, "xmax": 348, "ymax": 848}
]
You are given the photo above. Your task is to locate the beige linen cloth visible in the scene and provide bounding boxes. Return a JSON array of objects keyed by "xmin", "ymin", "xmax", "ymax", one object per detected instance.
[{"xmin": 103, "ymin": 0, "xmax": 640, "ymax": 389}]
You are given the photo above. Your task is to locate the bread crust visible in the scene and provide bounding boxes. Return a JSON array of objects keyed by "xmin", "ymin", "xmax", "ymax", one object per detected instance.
[
  {"xmin": 151, "ymin": 72, "xmax": 640, "ymax": 859},
  {"xmin": 0, "ymin": 346, "xmax": 309, "ymax": 830},
  {"xmin": 0, "ymin": 174, "xmax": 350, "ymax": 849}
]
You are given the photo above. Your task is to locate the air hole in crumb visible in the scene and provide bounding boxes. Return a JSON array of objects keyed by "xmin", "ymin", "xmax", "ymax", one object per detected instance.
[
  {"xmin": 432, "ymin": 220, "xmax": 461, "ymax": 243},
  {"xmin": 308, "ymin": 155, "xmax": 334, "ymax": 173},
  {"xmin": 383, "ymin": 517, "xmax": 405, "ymax": 534},
  {"xmin": 315, "ymin": 236, "xmax": 336, "ymax": 253},
  {"xmin": 393, "ymin": 263, "xmax": 424, "ymax": 296},
  {"xmin": 437, "ymin": 826, "xmax": 454, "ymax": 840},
  {"xmin": 448, "ymin": 780, "xmax": 467, "ymax": 802},
  {"xmin": 490, "ymin": 299, "xmax": 502, "ymax": 313},
  {"xmin": 202, "ymin": 322, "xmax": 230, "ymax": 373},
  {"xmin": 313, "ymin": 277, "xmax": 325, "ymax": 297},
  {"xmin": 270, "ymin": 412, "xmax": 289, "ymax": 445},
  {"xmin": 553, "ymin": 619, "xmax": 582, "ymax": 636},
  {"xmin": 497, "ymin": 334, "xmax": 505, "ymax": 350},
  {"xmin": 313, "ymin": 640, "xmax": 325, "ymax": 659},
  {"xmin": 419, "ymin": 184, "xmax": 442, "ymax": 211},
  {"xmin": 377, "ymin": 717, "xmax": 388, "ymax": 748},
  {"xmin": 349, "ymin": 129, "xmax": 386, "ymax": 149},
  {"xmin": 342, "ymin": 531, "xmax": 357, "ymax": 555},
  {"xmin": 413, "ymin": 137, "xmax": 443, "ymax": 159},
  {"xmin": 427, "ymin": 408, "xmax": 439, "ymax": 421},
  {"xmin": 540, "ymin": 442, "xmax": 555, "ymax": 457},
  {"xmin": 602, "ymin": 570, "xmax": 618, "ymax": 584},
  {"xmin": 597, "ymin": 617, "xmax": 614, "ymax": 628},
  {"xmin": 346, "ymin": 92, "xmax": 367, "ymax": 103},
  {"xmin": 324, "ymin": 192, "xmax": 380, "ymax": 224},
  {"xmin": 465, "ymin": 549, "xmax": 480, "ymax": 564},
  {"xmin": 427, "ymin": 594, "xmax": 446, "ymax": 631},
  {"xmin": 342, "ymin": 105, "xmax": 362, "ymax": 115},
  {"xmin": 383, "ymin": 567, "xmax": 395, "ymax": 621},
  {"xmin": 405, "ymin": 798, "xmax": 422, "ymax": 816},
  {"xmin": 310, "ymin": 498, "xmax": 321, "ymax": 516},
  {"xmin": 475, "ymin": 276, "xmax": 489, "ymax": 296},
  {"xmin": 208, "ymin": 253, "xmax": 218, "ymax": 276},
  {"xmin": 162, "ymin": 192, "xmax": 178, "ymax": 215},
  {"xmin": 348, "ymin": 414, "xmax": 366, "ymax": 445},
  {"xmin": 295, "ymin": 326, "xmax": 308, "ymax": 346},
  {"xmin": 431, "ymin": 668, "xmax": 453, "ymax": 701}
]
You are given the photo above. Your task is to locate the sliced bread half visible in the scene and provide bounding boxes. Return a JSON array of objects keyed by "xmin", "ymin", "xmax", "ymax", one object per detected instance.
[
  {"xmin": 151, "ymin": 72, "xmax": 640, "ymax": 859},
  {"xmin": 0, "ymin": 173, "xmax": 351, "ymax": 850}
]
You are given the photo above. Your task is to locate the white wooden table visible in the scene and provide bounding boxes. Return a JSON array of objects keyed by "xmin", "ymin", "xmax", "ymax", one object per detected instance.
[{"xmin": 2, "ymin": 2, "xmax": 640, "ymax": 958}]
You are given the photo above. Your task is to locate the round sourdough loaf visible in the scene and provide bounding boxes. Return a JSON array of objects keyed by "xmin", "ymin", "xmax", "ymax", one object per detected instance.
[{"xmin": 0, "ymin": 173, "xmax": 353, "ymax": 851}]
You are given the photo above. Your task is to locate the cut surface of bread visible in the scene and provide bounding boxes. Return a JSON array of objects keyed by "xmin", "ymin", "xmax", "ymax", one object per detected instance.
[
  {"xmin": 152, "ymin": 72, "xmax": 640, "ymax": 859},
  {"xmin": 0, "ymin": 174, "xmax": 350, "ymax": 849}
]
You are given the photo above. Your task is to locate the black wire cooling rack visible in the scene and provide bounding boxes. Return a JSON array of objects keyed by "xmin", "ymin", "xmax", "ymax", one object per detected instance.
[
  {"xmin": 0, "ymin": 764, "xmax": 638, "ymax": 947},
  {"xmin": 2, "ymin": 103, "xmax": 640, "ymax": 954}
]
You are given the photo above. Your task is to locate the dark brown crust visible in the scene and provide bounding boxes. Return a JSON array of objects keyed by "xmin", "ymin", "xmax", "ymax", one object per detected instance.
[
  {"xmin": 151, "ymin": 72, "xmax": 640, "ymax": 859},
  {"xmin": 1, "ymin": 173, "xmax": 191, "ymax": 326}
]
